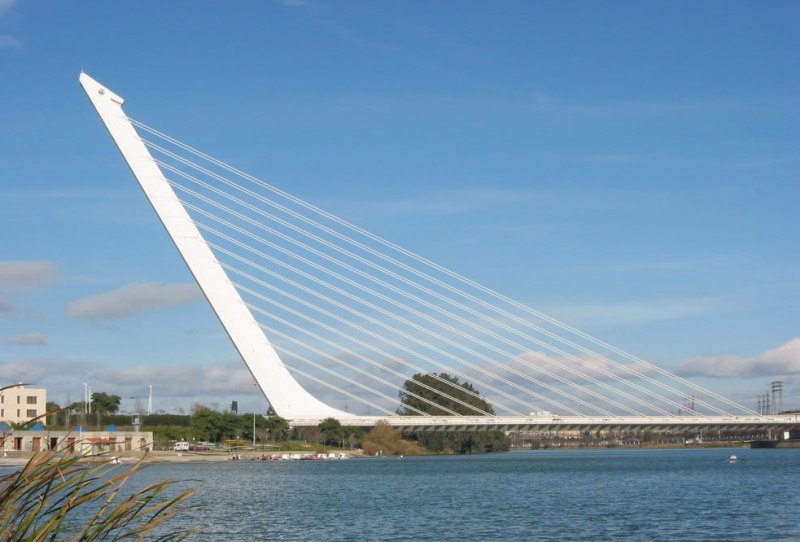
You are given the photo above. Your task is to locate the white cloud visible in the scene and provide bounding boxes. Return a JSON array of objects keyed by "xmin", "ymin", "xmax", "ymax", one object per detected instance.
[
  {"xmin": 675, "ymin": 354, "xmax": 752, "ymax": 378},
  {"xmin": 67, "ymin": 282, "xmax": 202, "ymax": 319},
  {"xmin": 0, "ymin": 357, "xmax": 259, "ymax": 412},
  {"xmin": 0, "ymin": 360, "xmax": 46, "ymax": 384},
  {"xmin": 5, "ymin": 332, "xmax": 47, "ymax": 346},
  {"xmin": 755, "ymin": 339, "xmax": 800, "ymax": 375},
  {"xmin": 677, "ymin": 339, "xmax": 800, "ymax": 378},
  {"xmin": 90, "ymin": 362, "xmax": 253, "ymax": 397},
  {"xmin": 0, "ymin": 261, "xmax": 57, "ymax": 291},
  {"xmin": 0, "ymin": 35, "xmax": 21, "ymax": 49}
]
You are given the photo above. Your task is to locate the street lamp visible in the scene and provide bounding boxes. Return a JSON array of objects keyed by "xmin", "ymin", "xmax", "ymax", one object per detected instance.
[
  {"xmin": 252, "ymin": 382, "xmax": 257, "ymax": 450},
  {"xmin": 83, "ymin": 382, "xmax": 89, "ymax": 426}
]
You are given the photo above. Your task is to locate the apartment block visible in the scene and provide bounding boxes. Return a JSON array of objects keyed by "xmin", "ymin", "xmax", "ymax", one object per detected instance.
[{"xmin": 0, "ymin": 385, "xmax": 47, "ymax": 424}]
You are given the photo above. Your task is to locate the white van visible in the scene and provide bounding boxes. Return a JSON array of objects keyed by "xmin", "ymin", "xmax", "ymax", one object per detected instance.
[{"xmin": 173, "ymin": 441, "xmax": 189, "ymax": 452}]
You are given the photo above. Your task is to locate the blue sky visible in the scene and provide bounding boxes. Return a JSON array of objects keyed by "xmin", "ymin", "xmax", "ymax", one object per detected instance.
[{"xmin": 1, "ymin": 1, "xmax": 798, "ymax": 414}]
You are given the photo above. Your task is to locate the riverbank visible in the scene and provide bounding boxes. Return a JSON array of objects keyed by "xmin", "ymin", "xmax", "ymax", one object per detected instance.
[{"xmin": 0, "ymin": 449, "xmax": 363, "ymax": 467}]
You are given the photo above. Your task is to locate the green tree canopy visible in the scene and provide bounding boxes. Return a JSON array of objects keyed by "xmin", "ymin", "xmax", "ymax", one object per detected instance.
[
  {"xmin": 397, "ymin": 373, "xmax": 509, "ymax": 454},
  {"xmin": 265, "ymin": 415, "xmax": 290, "ymax": 442},
  {"xmin": 45, "ymin": 401, "xmax": 64, "ymax": 427},
  {"xmin": 397, "ymin": 372, "xmax": 495, "ymax": 416},
  {"xmin": 191, "ymin": 408, "xmax": 223, "ymax": 442},
  {"xmin": 318, "ymin": 417, "xmax": 342, "ymax": 446},
  {"xmin": 90, "ymin": 392, "xmax": 121, "ymax": 415}
]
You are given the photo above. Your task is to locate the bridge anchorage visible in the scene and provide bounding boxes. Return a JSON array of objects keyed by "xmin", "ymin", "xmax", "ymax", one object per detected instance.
[{"xmin": 80, "ymin": 73, "xmax": 798, "ymax": 435}]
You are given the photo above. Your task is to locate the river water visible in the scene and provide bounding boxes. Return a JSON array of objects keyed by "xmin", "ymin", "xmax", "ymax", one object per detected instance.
[{"xmin": 139, "ymin": 448, "xmax": 800, "ymax": 540}]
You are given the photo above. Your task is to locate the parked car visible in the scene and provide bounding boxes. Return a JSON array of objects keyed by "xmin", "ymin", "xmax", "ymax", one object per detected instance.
[{"xmin": 173, "ymin": 441, "xmax": 189, "ymax": 452}]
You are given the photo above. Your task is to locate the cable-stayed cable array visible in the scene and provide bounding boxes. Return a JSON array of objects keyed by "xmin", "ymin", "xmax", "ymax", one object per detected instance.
[{"xmin": 129, "ymin": 117, "xmax": 755, "ymax": 418}]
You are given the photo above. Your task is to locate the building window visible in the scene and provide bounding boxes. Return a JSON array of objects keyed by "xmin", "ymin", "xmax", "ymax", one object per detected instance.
[
  {"xmin": 27, "ymin": 396, "xmax": 37, "ymax": 404},
  {"xmin": 1, "ymin": 409, "xmax": 3, "ymax": 417},
  {"xmin": 26, "ymin": 409, "xmax": 37, "ymax": 418},
  {"xmin": 16, "ymin": 409, "xmax": 20, "ymax": 418},
  {"xmin": 17, "ymin": 396, "xmax": 20, "ymax": 404},
  {"xmin": 1, "ymin": 395, "xmax": 4, "ymax": 404}
]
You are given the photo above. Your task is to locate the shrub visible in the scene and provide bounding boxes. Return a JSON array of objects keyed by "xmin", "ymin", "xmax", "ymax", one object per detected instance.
[{"xmin": 0, "ymin": 447, "xmax": 195, "ymax": 540}]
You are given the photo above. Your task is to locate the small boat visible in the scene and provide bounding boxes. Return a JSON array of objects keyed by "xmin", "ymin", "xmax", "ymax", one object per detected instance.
[{"xmin": 729, "ymin": 455, "xmax": 738, "ymax": 463}]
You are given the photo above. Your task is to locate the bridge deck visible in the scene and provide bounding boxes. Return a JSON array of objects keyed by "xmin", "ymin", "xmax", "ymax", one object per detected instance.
[{"xmin": 288, "ymin": 414, "xmax": 800, "ymax": 432}]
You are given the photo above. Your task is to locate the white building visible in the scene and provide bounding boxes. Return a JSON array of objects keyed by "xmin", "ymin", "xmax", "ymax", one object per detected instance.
[
  {"xmin": 0, "ymin": 385, "xmax": 47, "ymax": 424},
  {"xmin": 0, "ymin": 428, "xmax": 153, "ymax": 454}
]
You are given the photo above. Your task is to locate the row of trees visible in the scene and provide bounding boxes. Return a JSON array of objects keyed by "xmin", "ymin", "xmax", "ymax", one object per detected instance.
[
  {"xmin": 42, "ymin": 372, "xmax": 509, "ymax": 454},
  {"xmin": 312, "ymin": 372, "xmax": 510, "ymax": 455},
  {"xmin": 44, "ymin": 392, "xmax": 123, "ymax": 428},
  {"xmin": 189, "ymin": 409, "xmax": 289, "ymax": 444}
]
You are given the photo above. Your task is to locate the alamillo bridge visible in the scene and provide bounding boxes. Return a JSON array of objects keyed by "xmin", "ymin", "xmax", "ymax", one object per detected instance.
[{"xmin": 79, "ymin": 74, "xmax": 799, "ymax": 437}]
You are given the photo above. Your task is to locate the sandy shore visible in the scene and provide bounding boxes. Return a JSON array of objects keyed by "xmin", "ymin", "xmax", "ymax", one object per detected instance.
[
  {"xmin": 0, "ymin": 451, "xmax": 234, "ymax": 467},
  {"xmin": 0, "ymin": 450, "xmax": 361, "ymax": 467}
]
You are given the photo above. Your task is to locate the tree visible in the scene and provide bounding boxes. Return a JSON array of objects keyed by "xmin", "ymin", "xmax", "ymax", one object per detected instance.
[
  {"xmin": 397, "ymin": 372, "xmax": 495, "ymax": 416},
  {"xmin": 45, "ymin": 401, "xmax": 64, "ymax": 427},
  {"xmin": 361, "ymin": 420, "xmax": 423, "ymax": 456},
  {"xmin": 398, "ymin": 372, "xmax": 510, "ymax": 454},
  {"xmin": 341, "ymin": 426, "xmax": 364, "ymax": 449},
  {"xmin": 237, "ymin": 413, "xmax": 270, "ymax": 445},
  {"xmin": 90, "ymin": 392, "xmax": 121, "ymax": 415},
  {"xmin": 219, "ymin": 412, "xmax": 241, "ymax": 441},
  {"xmin": 265, "ymin": 415, "xmax": 290, "ymax": 443},
  {"xmin": 191, "ymin": 408, "xmax": 223, "ymax": 442},
  {"xmin": 318, "ymin": 417, "xmax": 343, "ymax": 447}
]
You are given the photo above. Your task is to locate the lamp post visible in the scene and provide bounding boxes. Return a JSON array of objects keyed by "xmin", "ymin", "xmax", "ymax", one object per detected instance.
[
  {"xmin": 83, "ymin": 382, "xmax": 89, "ymax": 427},
  {"xmin": 252, "ymin": 382, "xmax": 257, "ymax": 450}
]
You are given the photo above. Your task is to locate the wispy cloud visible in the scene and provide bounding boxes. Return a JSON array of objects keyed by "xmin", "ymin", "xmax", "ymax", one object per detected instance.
[
  {"xmin": 0, "ymin": 297, "xmax": 12, "ymax": 314},
  {"xmin": 0, "ymin": 35, "xmax": 21, "ymax": 49},
  {"xmin": 576, "ymin": 258, "xmax": 723, "ymax": 275},
  {"xmin": 0, "ymin": 261, "xmax": 58, "ymax": 291},
  {"xmin": 0, "ymin": 359, "xmax": 48, "ymax": 384},
  {"xmin": 343, "ymin": 188, "xmax": 554, "ymax": 219},
  {"xmin": 379, "ymin": 188, "xmax": 540, "ymax": 217},
  {"xmin": 0, "ymin": 189, "xmax": 129, "ymax": 200},
  {"xmin": 5, "ymin": 332, "xmax": 47, "ymax": 346},
  {"xmin": 516, "ymin": 91, "xmax": 749, "ymax": 118},
  {"xmin": 0, "ymin": 0, "xmax": 20, "ymax": 48},
  {"xmin": 568, "ymin": 152, "xmax": 646, "ymax": 164},
  {"xmin": 67, "ymin": 282, "xmax": 202, "ymax": 320},
  {"xmin": 547, "ymin": 297, "xmax": 733, "ymax": 328},
  {"xmin": 677, "ymin": 338, "xmax": 800, "ymax": 378}
]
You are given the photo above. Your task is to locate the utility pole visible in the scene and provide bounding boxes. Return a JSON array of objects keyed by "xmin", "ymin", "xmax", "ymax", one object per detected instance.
[{"xmin": 771, "ymin": 381, "xmax": 784, "ymax": 414}]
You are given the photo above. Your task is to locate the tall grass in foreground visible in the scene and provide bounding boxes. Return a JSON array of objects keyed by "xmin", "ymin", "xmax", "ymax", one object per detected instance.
[{"xmin": 0, "ymin": 449, "xmax": 195, "ymax": 541}]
